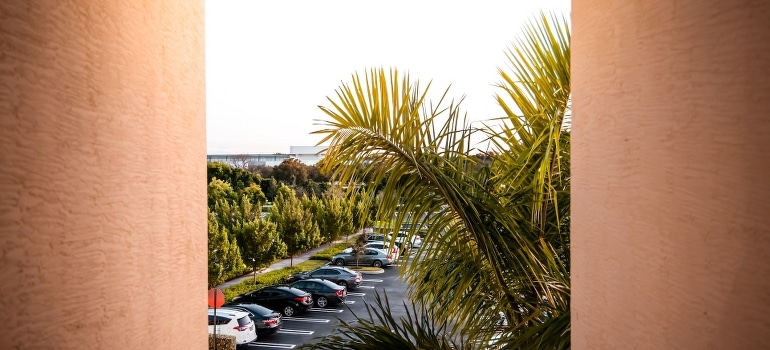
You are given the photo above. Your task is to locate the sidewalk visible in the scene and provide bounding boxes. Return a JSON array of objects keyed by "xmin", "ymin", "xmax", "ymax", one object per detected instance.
[{"xmin": 216, "ymin": 240, "xmax": 346, "ymax": 290}]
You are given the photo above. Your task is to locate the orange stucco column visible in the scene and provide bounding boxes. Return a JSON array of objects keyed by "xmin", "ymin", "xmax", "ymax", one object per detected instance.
[
  {"xmin": 572, "ymin": 0, "xmax": 769, "ymax": 348},
  {"xmin": 0, "ymin": 1, "xmax": 206, "ymax": 349}
]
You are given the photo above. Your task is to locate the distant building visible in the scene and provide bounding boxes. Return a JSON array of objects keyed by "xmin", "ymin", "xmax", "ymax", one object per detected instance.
[{"xmin": 207, "ymin": 146, "xmax": 326, "ymax": 167}]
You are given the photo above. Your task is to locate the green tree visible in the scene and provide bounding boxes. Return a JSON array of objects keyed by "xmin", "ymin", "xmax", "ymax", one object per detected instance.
[
  {"xmin": 351, "ymin": 190, "xmax": 375, "ymax": 233},
  {"xmin": 207, "ymin": 161, "xmax": 261, "ymax": 193},
  {"xmin": 269, "ymin": 185, "xmax": 321, "ymax": 266},
  {"xmin": 239, "ymin": 219, "xmax": 286, "ymax": 283},
  {"xmin": 273, "ymin": 158, "xmax": 308, "ymax": 186},
  {"xmin": 208, "ymin": 210, "xmax": 245, "ymax": 288},
  {"xmin": 241, "ymin": 183, "xmax": 267, "ymax": 208},
  {"xmin": 321, "ymin": 191, "xmax": 354, "ymax": 245},
  {"xmin": 303, "ymin": 13, "xmax": 570, "ymax": 350},
  {"xmin": 260, "ymin": 177, "xmax": 280, "ymax": 202},
  {"xmin": 207, "ymin": 177, "xmax": 237, "ymax": 208}
]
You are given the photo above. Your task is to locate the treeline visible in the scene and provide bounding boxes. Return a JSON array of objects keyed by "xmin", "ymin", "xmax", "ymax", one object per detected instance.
[{"xmin": 207, "ymin": 160, "xmax": 373, "ymax": 287}]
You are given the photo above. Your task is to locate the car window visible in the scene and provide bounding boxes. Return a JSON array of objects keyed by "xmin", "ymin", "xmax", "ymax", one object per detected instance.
[
  {"xmin": 237, "ymin": 316, "xmax": 251, "ymax": 327},
  {"xmin": 365, "ymin": 249, "xmax": 377, "ymax": 255},
  {"xmin": 208, "ymin": 315, "xmax": 231, "ymax": 325},
  {"xmin": 310, "ymin": 269, "xmax": 326, "ymax": 276},
  {"xmin": 293, "ymin": 281, "xmax": 306, "ymax": 289},
  {"xmin": 328, "ymin": 269, "xmax": 340, "ymax": 275}
]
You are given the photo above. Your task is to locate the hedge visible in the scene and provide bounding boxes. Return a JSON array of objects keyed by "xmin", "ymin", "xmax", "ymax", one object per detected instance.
[{"xmin": 208, "ymin": 334, "xmax": 235, "ymax": 350}]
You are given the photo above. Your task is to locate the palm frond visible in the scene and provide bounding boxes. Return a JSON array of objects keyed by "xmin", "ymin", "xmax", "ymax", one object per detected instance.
[{"xmin": 312, "ymin": 11, "xmax": 571, "ymax": 350}]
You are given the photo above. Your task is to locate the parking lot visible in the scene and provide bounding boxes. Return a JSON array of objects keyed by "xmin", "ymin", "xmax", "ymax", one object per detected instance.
[{"xmin": 240, "ymin": 251, "xmax": 414, "ymax": 349}]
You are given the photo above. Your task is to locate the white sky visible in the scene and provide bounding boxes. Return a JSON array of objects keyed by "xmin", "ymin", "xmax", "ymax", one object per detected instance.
[{"xmin": 206, "ymin": 0, "xmax": 571, "ymax": 154}]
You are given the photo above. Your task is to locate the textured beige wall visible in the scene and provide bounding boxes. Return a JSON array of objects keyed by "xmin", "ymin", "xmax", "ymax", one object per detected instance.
[
  {"xmin": 572, "ymin": 0, "xmax": 770, "ymax": 348},
  {"xmin": 0, "ymin": 1, "xmax": 206, "ymax": 349}
]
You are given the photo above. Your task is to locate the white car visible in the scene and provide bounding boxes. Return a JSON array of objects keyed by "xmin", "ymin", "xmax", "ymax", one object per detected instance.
[
  {"xmin": 208, "ymin": 307, "xmax": 258, "ymax": 345},
  {"xmin": 395, "ymin": 231, "xmax": 422, "ymax": 248}
]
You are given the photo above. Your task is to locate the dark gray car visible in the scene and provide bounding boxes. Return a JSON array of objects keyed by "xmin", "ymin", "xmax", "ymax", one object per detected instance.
[
  {"xmin": 290, "ymin": 278, "xmax": 347, "ymax": 307},
  {"xmin": 287, "ymin": 266, "xmax": 362, "ymax": 290}
]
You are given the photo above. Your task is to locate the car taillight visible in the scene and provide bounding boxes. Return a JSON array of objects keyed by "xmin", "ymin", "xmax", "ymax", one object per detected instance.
[
  {"xmin": 336, "ymin": 289, "xmax": 344, "ymax": 296},
  {"xmin": 233, "ymin": 325, "xmax": 249, "ymax": 331},
  {"xmin": 263, "ymin": 318, "xmax": 277, "ymax": 325},
  {"xmin": 293, "ymin": 296, "xmax": 305, "ymax": 303}
]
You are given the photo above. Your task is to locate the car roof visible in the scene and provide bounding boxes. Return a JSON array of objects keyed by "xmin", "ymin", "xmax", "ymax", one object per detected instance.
[
  {"xmin": 300, "ymin": 278, "xmax": 343, "ymax": 288},
  {"xmin": 227, "ymin": 303, "xmax": 276, "ymax": 316},
  {"xmin": 258, "ymin": 285, "xmax": 307, "ymax": 295},
  {"xmin": 208, "ymin": 307, "xmax": 250, "ymax": 318},
  {"xmin": 318, "ymin": 265, "xmax": 357, "ymax": 274}
]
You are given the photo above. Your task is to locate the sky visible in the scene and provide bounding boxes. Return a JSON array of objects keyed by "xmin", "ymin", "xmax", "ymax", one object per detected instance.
[{"xmin": 206, "ymin": 0, "xmax": 571, "ymax": 154}]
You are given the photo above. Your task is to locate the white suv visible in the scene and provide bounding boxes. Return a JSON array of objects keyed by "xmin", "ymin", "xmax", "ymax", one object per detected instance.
[
  {"xmin": 208, "ymin": 307, "xmax": 258, "ymax": 344},
  {"xmin": 395, "ymin": 231, "xmax": 422, "ymax": 249}
]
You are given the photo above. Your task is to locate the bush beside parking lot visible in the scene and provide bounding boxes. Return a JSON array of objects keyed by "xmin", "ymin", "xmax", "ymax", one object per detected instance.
[
  {"xmin": 309, "ymin": 241, "xmax": 351, "ymax": 261},
  {"xmin": 208, "ymin": 334, "xmax": 235, "ymax": 350}
]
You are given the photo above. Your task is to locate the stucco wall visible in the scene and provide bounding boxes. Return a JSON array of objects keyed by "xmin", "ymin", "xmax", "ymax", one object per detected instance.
[
  {"xmin": 572, "ymin": 0, "xmax": 770, "ymax": 348},
  {"xmin": 0, "ymin": 1, "xmax": 206, "ymax": 349}
]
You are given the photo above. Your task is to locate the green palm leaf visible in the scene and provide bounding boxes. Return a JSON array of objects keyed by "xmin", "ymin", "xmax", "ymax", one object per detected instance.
[{"xmin": 310, "ymin": 12, "xmax": 570, "ymax": 350}]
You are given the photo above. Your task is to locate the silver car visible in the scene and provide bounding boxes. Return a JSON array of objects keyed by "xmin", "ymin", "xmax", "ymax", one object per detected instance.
[{"xmin": 331, "ymin": 248, "xmax": 393, "ymax": 268}]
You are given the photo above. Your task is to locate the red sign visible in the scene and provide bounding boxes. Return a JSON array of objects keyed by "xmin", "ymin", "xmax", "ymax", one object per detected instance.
[{"xmin": 208, "ymin": 288, "xmax": 225, "ymax": 308}]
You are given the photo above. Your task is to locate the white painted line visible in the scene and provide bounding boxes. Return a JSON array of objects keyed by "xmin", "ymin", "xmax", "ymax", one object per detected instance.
[
  {"xmin": 358, "ymin": 286, "xmax": 375, "ymax": 289},
  {"xmin": 247, "ymin": 342, "xmax": 296, "ymax": 349},
  {"xmin": 347, "ymin": 292, "xmax": 366, "ymax": 297},
  {"xmin": 308, "ymin": 308, "xmax": 344, "ymax": 313},
  {"xmin": 366, "ymin": 279, "xmax": 384, "ymax": 283},
  {"xmin": 282, "ymin": 317, "xmax": 331, "ymax": 323},
  {"xmin": 344, "ymin": 300, "xmax": 356, "ymax": 304},
  {"xmin": 278, "ymin": 329, "xmax": 314, "ymax": 335}
]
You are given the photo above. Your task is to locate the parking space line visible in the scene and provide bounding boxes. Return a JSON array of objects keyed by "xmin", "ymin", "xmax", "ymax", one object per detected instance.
[
  {"xmin": 358, "ymin": 286, "xmax": 375, "ymax": 289},
  {"xmin": 278, "ymin": 329, "xmax": 314, "ymax": 335},
  {"xmin": 309, "ymin": 308, "xmax": 344, "ymax": 313},
  {"xmin": 282, "ymin": 317, "xmax": 331, "ymax": 323},
  {"xmin": 247, "ymin": 342, "xmax": 296, "ymax": 349},
  {"xmin": 366, "ymin": 279, "xmax": 384, "ymax": 283},
  {"xmin": 344, "ymin": 300, "xmax": 356, "ymax": 304},
  {"xmin": 347, "ymin": 292, "xmax": 366, "ymax": 297}
]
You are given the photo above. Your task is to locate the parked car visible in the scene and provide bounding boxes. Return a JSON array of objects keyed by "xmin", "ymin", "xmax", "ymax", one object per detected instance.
[
  {"xmin": 395, "ymin": 231, "xmax": 422, "ymax": 248},
  {"xmin": 225, "ymin": 303, "xmax": 283, "ymax": 337},
  {"xmin": 287, "ymin": 266, "xmax": 362, "ymax": 290},
  {"xmin": 343, "ymin": 241, "xmax": 398, "ymax": 261},
  {"xmin": 207, "ymin": 307, "xmax": 258, "ymax": 344},
  {"xmin": 331, "ymin": 248, "xmax": 394, "ymax": 268},
  {"xmin": 290, "ymin": 278, "xmax": 347, "ymax": 307},
  {"xmin": 227, "ymin": 285, "xmax": 313, "ymax": 317},
  {"xmin": 366, "ymin": 233, "xmax": 387, "ymax": 242},
  {"xmin": 342, "ymin": 241, "xmax": 392, "ymax": 254}
]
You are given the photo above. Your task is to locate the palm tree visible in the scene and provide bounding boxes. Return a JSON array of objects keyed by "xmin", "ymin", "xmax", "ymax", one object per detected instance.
[{"xmin": 304, "ymin": 12, "xmax": 571, "ymax": 350}]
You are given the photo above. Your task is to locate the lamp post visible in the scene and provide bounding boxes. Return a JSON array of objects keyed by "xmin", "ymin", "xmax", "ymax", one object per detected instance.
[{"xmin": 251, "ymin": 257, "xmax": 257, "ymax": 284}]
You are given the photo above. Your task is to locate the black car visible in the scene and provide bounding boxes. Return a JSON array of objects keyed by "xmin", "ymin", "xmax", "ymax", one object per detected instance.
[
  {"xmin": 289, "ymin": 278, "xmax": 347, "ymax": 308},
  {"xmin": 226, "ymin": 303, "xmax": 283, "ymax": 337},
  {"xmin": 287, "ymin": 266, "xmax": 362, "ymax": 290},
  {"xmin": 227, "ymin": 286, "xmax": 313, "ymax": 317}
]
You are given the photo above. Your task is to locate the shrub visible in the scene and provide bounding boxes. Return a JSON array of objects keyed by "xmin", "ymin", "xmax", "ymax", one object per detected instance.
[
  {"xmin": 222, "ymin": 260, "xmax": 331, "ymax": 302},
  {"xmin": 208, "ymin": 334, "xmax": 236, "ymax": 350},
  {"xmin": 309, "ymin": 242, "xmax": 352, "ymax": 260}
]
